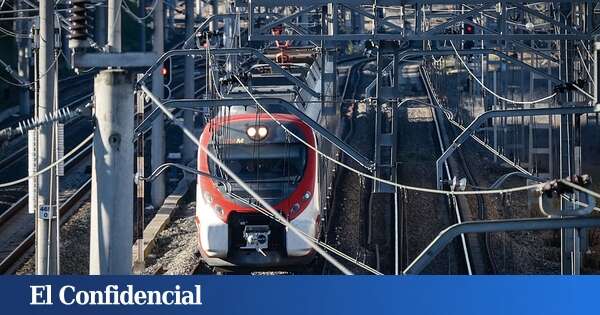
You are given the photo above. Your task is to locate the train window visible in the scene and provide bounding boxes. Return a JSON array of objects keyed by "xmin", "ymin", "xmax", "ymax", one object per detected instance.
[{"xmin": 208, "ymin": 144, "xmax": 307, "ymax": 183}]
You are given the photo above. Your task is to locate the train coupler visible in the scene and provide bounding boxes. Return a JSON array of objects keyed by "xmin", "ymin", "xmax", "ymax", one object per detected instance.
[{"xmin": 241, "ymin": 225, "xmax": 271, "ymax": 257}]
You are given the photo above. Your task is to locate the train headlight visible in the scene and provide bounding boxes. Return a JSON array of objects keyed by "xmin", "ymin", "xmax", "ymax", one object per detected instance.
[
  {"xmin": 246, "ymin": 126, "xmax": 257, "ymax": 138},
  {"xmin": 303, "ymin": 191, "xmax": 312, "ymax": 201},
  {"xmin": 246, "ymin": 126, "xmax": 268, "ymax": 141},
  {"xmin": 258, "ymin": 126, "xmax": 268, "ymax": 138}
]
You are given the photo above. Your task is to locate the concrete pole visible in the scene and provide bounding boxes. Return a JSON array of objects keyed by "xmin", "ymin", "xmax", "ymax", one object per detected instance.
[
  {"xmin": 151, "ymin": 0, "xmax": 166, "ymax": 208},
  {"xmin": 36, "ymin": 0, "xmax": 58, "ymax": 275},
  {"xmin": 16, "ymin": 0, "xmax": 31, "ymax": 115},
  {"xmin": 107, "ymin": 0, "xmax": 122, "ymax": 52},
  {"xmin": 182, "ymin": 0, "xmax": 195, "ymax": 162},
  {"xmin": 89, "ymin": 70, "xmax": 134, "ymax": 274}
]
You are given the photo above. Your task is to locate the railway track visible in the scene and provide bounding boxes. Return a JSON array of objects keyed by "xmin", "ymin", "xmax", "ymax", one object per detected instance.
[
  {"xmin": 420, "ymin": 65, "xmax": 493, "ymax": 274},
  {"xmin": 0, "ymin": 62, "xmax": 205, "ymax": 213},
  {"xmin": 322, "ymin": 58, "xmax": 375, "ymax": 274},
  {"xmin": 0, "ymin": 61, "xmax": 205, "ymax": 274},
  {"xmin": 325, "ymin": 58, "xmax": 467, "ymax": 275},
  {"xmin": 0, "ymin": 140, "xmax": 92, "ymax": 274},
  {"xmin": 0, "ymin": 109, "xmax": 93, "ymax": 215}
]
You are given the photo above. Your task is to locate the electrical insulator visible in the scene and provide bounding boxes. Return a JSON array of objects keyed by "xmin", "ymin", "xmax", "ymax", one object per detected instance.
[{"xmin": 68, "ymin": 0, "xmax": 90, "ymax": 48}]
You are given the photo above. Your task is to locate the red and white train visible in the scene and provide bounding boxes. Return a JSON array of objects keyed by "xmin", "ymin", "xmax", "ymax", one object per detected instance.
[{"xmin": 194, "ymin": 54, "xmax": 341, "ymax": 270}]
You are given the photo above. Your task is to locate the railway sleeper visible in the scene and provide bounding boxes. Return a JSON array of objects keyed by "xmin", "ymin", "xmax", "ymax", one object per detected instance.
[{"xmin": 368, "ymin": 192, "xmax": 394, "ymax": 274}]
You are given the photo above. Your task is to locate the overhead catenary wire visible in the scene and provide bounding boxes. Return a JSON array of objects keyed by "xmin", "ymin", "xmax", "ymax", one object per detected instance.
[
  {"xmin": 418, "ymin": 50, "xmax": 600, "ymax": 205},
  {"xmin": 417, "ymin": 71, "xmax": 534, "ymax": 177},
  {"xmin": 419, "ymin": 66, "xmax": 596, "ymax": 212},
  {"xmin": 420, "ymin": 48, "xmax": 600, "ymax": 209},
  {"xmin": 0, "ymin": 134, "xmax": 92, "ymax": 188},
  {"xmin": 0, "ymin": 24, "xmax": 29, "ymax": 38},
  {"xmin": 121, "ymin": 0, "xmax": 159, "ymax": 23},
  {"xmin": 0, "ymin": 49, "xmax": 61, "ymax": 87},
  {"xmin": 449, "ymin": 41, "xmax": 557, "ymax": 105},
  {"xmin": 232, "ymin": 74, "xmax": 544, "ymax": 196},
  {"xmin": 139, "ymin": 162, "xmax": 229, "ymax": 184},
  {"xmin": 416, "ymin": 95, "xmax": 600, "ymax": 211},
  {"xmin": 140, "ymin": 84, "xmax": 354, "ymax": 275}
]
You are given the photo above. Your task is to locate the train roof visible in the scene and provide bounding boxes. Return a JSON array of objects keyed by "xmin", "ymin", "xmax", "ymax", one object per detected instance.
[
  {"xmin": 249, "ymin": 63, "xmax": 310, "ymax": 75},
  {"xmin": 228, "ymin": 85, "xmax": 297, "ymax": 103},
  {"xmin": 228, "ymin": 64, "xmax": 304, "ymax": 102}
]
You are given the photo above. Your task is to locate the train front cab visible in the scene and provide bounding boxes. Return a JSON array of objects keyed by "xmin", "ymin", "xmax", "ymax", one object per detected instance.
[{"xmin": 194, "ymin": 115, "xmax": 320, "ymax": 269}]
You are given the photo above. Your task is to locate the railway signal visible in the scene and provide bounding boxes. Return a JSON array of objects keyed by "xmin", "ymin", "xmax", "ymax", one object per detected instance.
[
  {"xmin": 162, "ymin": 58, "xmax": 172, "ymax": 85},
  {"xmin": 463, "ymin": 22, "xmax": 475, "ymax": 50}
]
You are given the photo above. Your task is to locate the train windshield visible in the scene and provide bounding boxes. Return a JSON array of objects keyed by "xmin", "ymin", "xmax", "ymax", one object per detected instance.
[{"xmin": 208, "ymin": 144, "xmax": 307, "ymax": 183}]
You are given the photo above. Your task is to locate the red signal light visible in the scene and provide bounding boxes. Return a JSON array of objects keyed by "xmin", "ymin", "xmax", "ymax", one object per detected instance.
[
  {"xmin": 162, "ymin": 58, "xmax": 171, "ymax": 79},
  {"xmin": 465, "ymin": 24, "xmax": 474, "ymax": 34}
]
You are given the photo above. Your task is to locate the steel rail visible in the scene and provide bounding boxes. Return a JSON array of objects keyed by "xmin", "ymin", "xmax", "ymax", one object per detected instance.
[
  {"xmin": 0, "ymin": 144, "xmax": 92, "ymax": 230},
  {"xmin": 435, "ymin": 106, "xmax": 598, "ymax": 190},
  {"xmin": 0, "ymin": 179, "xmax": 91, "ymax": 274},
  {"xmin": 421, "ymin": 67, "xmax": 473, "ymax": 275}
]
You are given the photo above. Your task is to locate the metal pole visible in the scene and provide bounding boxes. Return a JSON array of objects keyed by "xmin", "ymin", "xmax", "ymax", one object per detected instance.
[
  {"xmin": 595, "ymin": 40, "xmax": 600, "ymax": 108},
  {"xmin": 351, "ymin": 7, "xmax": 363, "ymax": 35},
  {"xmin": 16, "ymin": 0, "xmax": 31, "ymax": 115},
  {"xmin": 139, "ymin": 0, "xmax": 146, "ymax": 52},
  {"xmin": 133, "ymin": 74, "xmax": 146, "ymax": 274},
  {"xmin": 435, "ymin": 106, "xmax": 596, "ymax": 190},
  {"xmin": 404, "ymin": 217, "xmax": 600, "ymax": 275},
  {"xmin": 373, "ymin": 6, "xmax": 383, "ymax": 192},
  {"xmin": 182, "ymin": 0, "xmax": 195, "ymax": 162},
  {"xmin": 107, "ymin": 0, "xmax": 122, "ymax": 52},
  {"xmin": 151, "ymin": 0, "xmax": 166, "ymax": 208},
  {"xmin": 36, "ymin": 0, "xmax": 58, "ymax": 275},
  {"xmin": 558, "ymin": 3, "xmax": 576, "ymax": 275},
  {"xmin": 90, "ymin": 70, "xmax": 134, "ymax": 274},
  {"xmin": 211, "ymin": 0, "xmax": 218, "ymax": 32}
]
